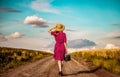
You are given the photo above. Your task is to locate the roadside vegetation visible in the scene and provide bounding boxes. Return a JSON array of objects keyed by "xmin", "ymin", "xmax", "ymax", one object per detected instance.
[
  {"xmin": 0, "ymin": 47, "xmax": 52, "ymax": 73},
  {"xmin": 71, "ymin": 49, "xmax": 120, "ymax": 74}
]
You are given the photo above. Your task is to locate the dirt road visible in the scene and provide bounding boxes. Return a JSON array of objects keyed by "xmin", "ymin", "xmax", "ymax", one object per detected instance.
[{"xmin": 0, "ymin": 56, "xmax": 100, "ymax": 77}]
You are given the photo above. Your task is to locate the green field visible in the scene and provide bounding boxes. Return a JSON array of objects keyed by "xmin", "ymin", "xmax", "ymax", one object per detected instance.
[
  {"xmin": 71, "ymin": 49, "xmax": 120, "ymax": 74},
  {"xmin": 0, "ymin": 47, "xmax": 52, "ymax": 73}
]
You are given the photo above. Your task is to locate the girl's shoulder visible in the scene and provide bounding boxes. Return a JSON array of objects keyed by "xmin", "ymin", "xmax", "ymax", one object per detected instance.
[
  {"xmin": 51, "ymin": 31, "xmax": 60, "ymax": 36},
  {"xmin": 61, "ymin": 32, "xmax": 66, "ymax": 36},
  {"xmin": 62, "ymin": 32, "xmax": 66, "ymax": 34}
]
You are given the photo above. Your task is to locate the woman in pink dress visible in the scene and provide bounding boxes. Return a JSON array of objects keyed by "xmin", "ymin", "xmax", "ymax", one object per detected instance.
[{"xmin": 48, "ymin": 24, "xmax": 67, "ymax": 76}]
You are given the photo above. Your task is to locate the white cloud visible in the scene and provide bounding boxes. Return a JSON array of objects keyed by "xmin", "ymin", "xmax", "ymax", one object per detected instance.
[
  {"xmin": 91, "ymin": 47, "xmax": 96, "ymax": 50},
  {"xmin": 24, "ymin": 15, "xmax": 50, "ymax": 27},
  {"xmin": 30, "ymin": 0, "xmax": 59, "ymax": 14},
  {"xmin": 0, "ymin": 37, "xmax": 52, "ymax": 52},
  {"xmin": 104, "ymin": 44, "xmax": 119, "ymax": 49},
  {"xmin": 99, "ymin": 30, "xmax": 120, "ymax": 47},
  {"xmin": 68, "ymin": 48, "xmax": 90, "ymax": 53},
  {"xmin": 5, "ymin": 32, "xmax": 24, "ymax": 39},
  {"xmin": 66, "ymin": 30, "xmax": 93, "ymax": 40},
  {"xmin": 105, "ymin": 30, "xmax": 120, "ymax": 39}
]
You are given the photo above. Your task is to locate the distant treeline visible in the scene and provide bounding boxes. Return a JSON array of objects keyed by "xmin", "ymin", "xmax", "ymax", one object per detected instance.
[{"xmin": 0, "ymin": 47, "xmax": 52, "ymax": 73}]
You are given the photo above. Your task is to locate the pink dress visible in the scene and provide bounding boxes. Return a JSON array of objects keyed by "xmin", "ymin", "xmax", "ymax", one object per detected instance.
[{"xmin": 51, "ymin": 31, "xmax": 67, "ymax": 61}]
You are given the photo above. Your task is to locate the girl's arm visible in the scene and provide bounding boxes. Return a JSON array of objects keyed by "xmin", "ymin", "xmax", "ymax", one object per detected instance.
[
  {"xmin": 64, "ymin": 33, "xmax": 67, "ymax": 53},
  {"xmin": 48, "ymin": 26, "xmax": 55, "ymax": 33},
  {"xmin": 64, "ymin": 42, "xmax": 67, "ymax": 53},
  {"xmin": 48, "ymin": 28, "xmax": 54, "ymax": 33}
]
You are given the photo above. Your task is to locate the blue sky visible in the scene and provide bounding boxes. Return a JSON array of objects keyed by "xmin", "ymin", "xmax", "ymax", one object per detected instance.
[{"xmin": 0, "ymin": 0, "xmax": 120, "ymax": 51}]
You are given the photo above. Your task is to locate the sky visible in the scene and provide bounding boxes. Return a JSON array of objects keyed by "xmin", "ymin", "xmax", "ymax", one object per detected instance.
[{"xmin": 0, "ymin": 0, "xmax": 120, "ymax": 52}]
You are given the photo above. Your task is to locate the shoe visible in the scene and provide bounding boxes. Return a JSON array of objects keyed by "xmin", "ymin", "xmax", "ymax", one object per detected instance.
[{"xmin": 58, "ymin": 71, "xmax": 63, "ymax": 76}]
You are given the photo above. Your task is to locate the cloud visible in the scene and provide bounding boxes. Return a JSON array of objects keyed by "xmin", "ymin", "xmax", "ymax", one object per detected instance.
[
  {"xmin": 112, "ymin": 24, "xmax": 120, "ymax": 26},
  {"xmin": 12, "ymin": 19, "xmax": 21, "ymax": 22},
  {"xmin": 5, "ymin": 32, "xmax": 24, "ymax": 39},
  {"xmin": 112, "ymin": 36, "xmax": 120, "ymax": 39},
  {"xmin": 30, "ymin": 0, "xmax": 59, "ymax": 14},
  {"xmin": 66, "ymin": 29, "xmax": 76, "ymax": 32},
  {"xmin": 46, "ymin": 39, "xmax": 96, "ymax": 48},
  {"xmin": 100, "ymin": 30, "xmax": 120, "ymax": 47},
  {"xmin": 0, "ymin": 37, "xmax": 51, "ymax": 51},
  {"xmin": 0, "ymin": 7, "xmax": 21, "ymax": 13},
  {"xmin": 104, "ymin": 30, "xmax": 120, "ymax": 39},
  {"xmin": 0, "ymin": 33, "xmax": 7, "ymax": 42},
  {"xmin": 105, "ymin": 44, "xmax": 119, "ymax": 49},
  {"xmin": 68, "ymin": 39, "xmax": 96, "ymax": 48},
  {"xmin": 24, "ymin": 15, "xmax": 51, "ymax": 27}
]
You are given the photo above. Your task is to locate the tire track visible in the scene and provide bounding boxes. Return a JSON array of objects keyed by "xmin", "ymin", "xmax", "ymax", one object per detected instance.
[
  {"xmin": 71, "ymin": 58, "xmax": 99, "ymax": 77},
  {"xmin": 20, "ymin": 58, "xmax": 55, "ymax": 77},
  {"xmin": 48, "ymin": 61, "xmax": 60, "ymax": 77}
]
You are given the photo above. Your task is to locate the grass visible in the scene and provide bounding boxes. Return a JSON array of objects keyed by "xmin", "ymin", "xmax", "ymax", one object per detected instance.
[
  {"xmin": 71, "ymin": 49, "xmax": 120, "ymax": 74},
  {"xmin": 0, "ymin": 47, "xmax": 52, "ymax": 73}
]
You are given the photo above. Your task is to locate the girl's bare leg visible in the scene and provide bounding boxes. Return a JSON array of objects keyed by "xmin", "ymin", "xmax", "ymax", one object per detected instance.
[
  {"xmin": 58, "ymin": 60, "xmax": 64, "ymax": 76},
  {"xmin": 61, "ymin": 61, "xmax": 63, "ymax": 67},
  {"xmin": 58, "ymin": 60, "xmax": 62, "ymax": 72}
]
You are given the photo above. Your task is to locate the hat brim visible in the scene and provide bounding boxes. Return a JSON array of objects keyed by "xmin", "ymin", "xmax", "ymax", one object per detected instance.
[
  {"xmin": 54, "ymin": 26, "xmax": 65, "ymax": 31},
  {"xmin": 55, "ymin": 28, "xmax": 64, "ymax": 31}
]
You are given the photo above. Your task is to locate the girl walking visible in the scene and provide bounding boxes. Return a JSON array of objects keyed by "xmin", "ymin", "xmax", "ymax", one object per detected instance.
[{"xmin": 48, "ymin": 24, "xmax": 67, "ymax": 76}]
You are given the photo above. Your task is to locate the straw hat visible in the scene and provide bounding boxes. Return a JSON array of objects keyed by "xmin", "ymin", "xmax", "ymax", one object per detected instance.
[{"xmin": 54, "ymin": 24, "xmax": 65, "ymax": 31}]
